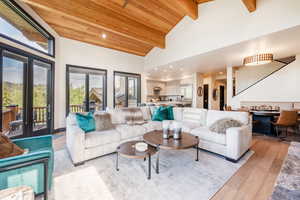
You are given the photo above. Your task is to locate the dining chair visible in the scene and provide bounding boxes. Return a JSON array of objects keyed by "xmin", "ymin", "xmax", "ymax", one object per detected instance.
[{"xmin": 272, "ymin": 110, "xmax": 298, "ymax": 140}]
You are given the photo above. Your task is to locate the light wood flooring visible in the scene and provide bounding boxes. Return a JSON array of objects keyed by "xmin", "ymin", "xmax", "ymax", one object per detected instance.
[{"xmin": 53, "ymin": 134, "xmax": 290, "ymax": 200}]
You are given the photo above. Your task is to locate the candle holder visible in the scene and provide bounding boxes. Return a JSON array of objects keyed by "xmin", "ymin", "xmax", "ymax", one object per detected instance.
[
  {"xmin": 173, "ymin": 128, "xmax": 182, "ymax": 140},
  {"xmin": 162, "ymin": 120, "xmax": 171, "ymax": 139},
  {"xmin": 172, "ymin": 121, "xmax": 182, "ymax": 140}
]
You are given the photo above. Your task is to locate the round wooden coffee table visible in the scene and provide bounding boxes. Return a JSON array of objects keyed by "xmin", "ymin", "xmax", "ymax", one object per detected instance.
[
  {"xmin": 143, "ymin": 130, "xmax": 199, "ymax": 174},
  {"xmin": 116, "ymin": 141, "xmax": 157, "ymax": 179}
]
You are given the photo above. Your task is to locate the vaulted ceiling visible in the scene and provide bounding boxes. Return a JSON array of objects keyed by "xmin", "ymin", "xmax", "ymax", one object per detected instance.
[{"xmin": 21, "ymin": 0, "xmax": 256, "ymax": 56}]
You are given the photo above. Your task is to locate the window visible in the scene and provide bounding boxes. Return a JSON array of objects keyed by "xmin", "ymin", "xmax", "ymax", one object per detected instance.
[
  {"xmin": 66, "ymin": 65, "xmax": 107, "ymax": 114},
  {"xmin": 0, "ymin": 0, "xmax": 54, "ymax": 56},
  {"xmin": 114, "ymin": 71, "xmax": 141, "ymax": 108}
]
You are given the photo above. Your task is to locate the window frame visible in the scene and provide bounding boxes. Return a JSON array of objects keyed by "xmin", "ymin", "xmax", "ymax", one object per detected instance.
[
  {"xmin": 0, "ymin": 42, "xmax": 55, "ymax": 138},
  {"xmin": 113, "ymin": 71, "xmax": 141, "ymax": 108},
  {"xmin": 0, "ymin": 0, "xmax": 55, "ymax": 57},
  {"xmin": 66, "ymin": 65, "xmax": 107, "ymax": 116}
]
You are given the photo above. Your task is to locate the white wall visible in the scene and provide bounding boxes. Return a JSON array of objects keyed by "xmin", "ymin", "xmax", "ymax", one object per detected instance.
[
  {"xmin": 57, "ymin": 38, "xmax": 144, "ymax": 128},
  {"xmin": 144, "ymin": 0, "xmax": 300, "ymax": 69},
  {"xmin": 230, "ymin": 55, "xmax": 300, "ymax": 108},
  {"xmin": 235, "ymin": 61, "xmax": 283, "ymax": 93}
]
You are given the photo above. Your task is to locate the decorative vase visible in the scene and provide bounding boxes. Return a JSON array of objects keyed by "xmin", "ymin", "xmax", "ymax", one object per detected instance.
[{"xmin": 172, "ymin": 121, "xmax": 182, "ymax": 140}]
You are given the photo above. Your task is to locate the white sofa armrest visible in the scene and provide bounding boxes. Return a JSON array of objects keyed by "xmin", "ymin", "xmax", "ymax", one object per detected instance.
[
  {"xmin": 66, "ymin": 122, "xmax": 85, "ymax": 165},
  {"xmin": 226, "ymin": 125, "xmax": 252, "ymax": 161}
]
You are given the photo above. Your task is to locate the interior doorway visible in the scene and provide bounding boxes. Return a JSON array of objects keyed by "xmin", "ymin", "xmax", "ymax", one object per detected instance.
[
  {"xmin": 203, "ymin": 84, "xmax": 209, "ymax": 109},
  {"xmin": 219, "ymin": 85, "xmax": 225, "ymax": 110}
]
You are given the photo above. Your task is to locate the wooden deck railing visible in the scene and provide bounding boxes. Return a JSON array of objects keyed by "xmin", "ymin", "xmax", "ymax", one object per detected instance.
[
  {"xmin": 70, "ymin": 104, "xmax": 85, "ymax": 113},
  {"xmin": 2, "ymin": 104, "xmax": 85, "ymax": 133}
]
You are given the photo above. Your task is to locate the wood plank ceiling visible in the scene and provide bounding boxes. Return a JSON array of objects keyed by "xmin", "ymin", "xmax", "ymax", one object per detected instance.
[{"xmin": 21, "ymin": 0, "xmax": 255, "ymax": 56}]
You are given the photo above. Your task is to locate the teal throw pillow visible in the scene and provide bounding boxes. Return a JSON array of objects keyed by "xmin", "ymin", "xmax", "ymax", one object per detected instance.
[
  {"xmin": 166, "ymin": 106, "xmax": 174, "ymax": 120},
  {"xmin": 75, "ymin": 112, "xmax": 96, "ymax": 133},
  {"xmin": 152, "ymin": 106, "xmax": 168, "ymax": 121}
]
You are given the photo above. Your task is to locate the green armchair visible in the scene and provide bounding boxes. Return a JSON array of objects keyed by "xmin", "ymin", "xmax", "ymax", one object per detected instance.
[{"xmin": 0, "ymin": 135, "xmax": 54, "ymax": 200}]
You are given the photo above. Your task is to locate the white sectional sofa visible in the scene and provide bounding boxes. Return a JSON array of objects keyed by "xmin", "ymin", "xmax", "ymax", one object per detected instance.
[{"xmin": 66, "ymin": 107, "xmax": 252, "ymax": 165}]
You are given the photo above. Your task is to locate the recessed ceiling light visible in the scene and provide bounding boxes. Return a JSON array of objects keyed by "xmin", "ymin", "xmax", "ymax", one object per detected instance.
[
  {"xmin": 163, "ymin": 69, "xmax": 167, "ymax": 72},
  {"xmin": 180, "ymin": 68, "xmax": 183, "ymax": 71},
  {"xmin": 101, "ymin": 33, "xmax": 107, "ymax": 39},
  {"xmin": 169, "ymin": 65, "xmax": 173, "ymax": 69},
  {"xmin": 154, "ymin": 67, "xmax": 158, "ymax": 71},
  {"xmin": 219, "ymin": 72, "xmax": 224, "ymax": 75}
]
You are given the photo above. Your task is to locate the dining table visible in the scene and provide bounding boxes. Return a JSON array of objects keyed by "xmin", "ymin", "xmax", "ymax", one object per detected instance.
[{"xmin": 250, "ymin": 110, "xmax": 300, "ymax": 136}]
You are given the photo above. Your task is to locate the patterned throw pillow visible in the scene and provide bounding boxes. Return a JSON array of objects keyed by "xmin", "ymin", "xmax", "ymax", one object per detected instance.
[
  {"xmin": 209, "ymin": 118, "xmax": 243, "ymax": 134},
  {"xmin": 122, "ymin": 108, "xmax": 145, "ymax": 125},
  {"xmin": 0, "ymin": 134, "xmax": 24, "ymax": 159},
  {"xmin": 94, "ymin": 113, "xmax": 114, "ymax": 131}
]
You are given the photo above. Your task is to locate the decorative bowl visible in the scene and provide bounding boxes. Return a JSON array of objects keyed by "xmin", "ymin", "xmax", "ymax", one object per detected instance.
[{"xmin": 135, "ymin": 142, "xmax": 148, "ymax": 152}]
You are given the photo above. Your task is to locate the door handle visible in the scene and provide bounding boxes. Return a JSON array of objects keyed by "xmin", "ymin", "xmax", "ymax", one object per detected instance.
[{"xmin": 47, "ymin": 104, "xmax": 51, "ymax": 120}]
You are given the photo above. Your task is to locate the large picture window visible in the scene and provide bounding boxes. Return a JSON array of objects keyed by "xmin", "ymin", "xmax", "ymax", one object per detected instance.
[
  {"xmin": 0, "ymin": 0, "xmax": 54, "ymax": 56},
  {"xmin": 66, "ymin": 65, "xmax": 107, "ymax": 115},
  {"xmin": 114, "ymin": 71, "xmax": 141, "ymax": 108}
]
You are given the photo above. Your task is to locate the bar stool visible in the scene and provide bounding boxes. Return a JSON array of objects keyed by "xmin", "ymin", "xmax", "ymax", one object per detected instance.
[{"xmin": 272, "ymin": 110, "xmax": 298, "ymax": 140}]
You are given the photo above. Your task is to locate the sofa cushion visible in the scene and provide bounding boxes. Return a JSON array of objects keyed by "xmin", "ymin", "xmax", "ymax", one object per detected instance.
[
  {"xmin": 181, "ymin": 121, "xmax": 202, "ymax": 133},
  {"xmin": 140, "ymin": 106, "xmax": 152, "ymax": 121},
  {"xmin": 173, "ymin": 107, "xmax": 183, "ymax": 121},
  {"xmin": 206, "ymin": 110, "xmax": 249, "ymax": 127},
  {"xmin": 85, "ymin": 129, "xmax": 121, "ymax": 148},
  {"xmin": 182, "ymin": 108, "xmax": 207, "ymax": 126},
  {"xmin": 115, "ymin": 125, "xmax": 146, "ymax": 139},
  {"xmin": 142, "ymin": 121, "xmax": 163, "ymax": 132},
  {"xmin": 107, "ymin": 109, "xmax": 126, "ymax": 124},
  {"xmin": 67, "ymin": 113, "xmax": 78, "ymax": 126},
  {"xmin": 191, "ymin": 127, "xmax": 226, "ymax": 145}
]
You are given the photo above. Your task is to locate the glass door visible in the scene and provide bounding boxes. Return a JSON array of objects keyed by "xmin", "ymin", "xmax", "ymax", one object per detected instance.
[
  {"xmin": 68, "ymin": 71, "xmax": 86, "ymax": 113},
  {"xmin": 128, "ymin": 77, "xmax": 138, "ymax": 107},
  {"xmin": 1, "ymin": 51, "xmax": 27, "ymax": 138},
  {"xmin": 114, "ymin": 75, "xmax": 126, "ymax": 108},
  {"xmin": 0, "ymin": 49, "xmax": 53, "ymax": 138},
  {"xmin": 66, "ymin": 65, "xmax": 107, "ymax": 115},
  {"xmin": 114, "ymin": 72, "xmax": 141, "ymax": 108},
  {"xmin": 32, "ymin": 60, "xmax": 52, "ymax": 135}
]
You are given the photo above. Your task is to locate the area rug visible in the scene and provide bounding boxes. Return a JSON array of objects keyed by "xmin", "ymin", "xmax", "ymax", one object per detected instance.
[{"xmin": 51, "ymin": 149, "xmax": 253, "ymax": 200}]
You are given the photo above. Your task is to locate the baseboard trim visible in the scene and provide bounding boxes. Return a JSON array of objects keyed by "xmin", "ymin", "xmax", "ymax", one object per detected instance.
[{"xmin": 53, "ymin": 127, "xmax": 66, "ymax": 134}]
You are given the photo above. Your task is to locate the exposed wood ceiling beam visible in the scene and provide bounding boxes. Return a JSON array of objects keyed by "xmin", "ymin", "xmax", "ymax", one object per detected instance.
[
  {"xmin": 196, "ymin": 0, "xmax": 214, "ymax": 4},
  {"xmin": 91, "ymin": 0, "xmax": 182, "ymax": 34},
  {"xmin": 31, "ymin": 6, "xmax": 152, "ymax": 56},
  {"xmin": 167, "ymin": 0, "xmax": 199, "ymax": 20},
  {"xmin": 242, "ymin": 0, "xmax": 256, "ymax": 12},
  {"xmin": 53, "ymin": 24, "xmax": 151, "ymax": 56},
  {"xmin": 20, "ymin": 0, "xmax": 165, "ymax": 48}
]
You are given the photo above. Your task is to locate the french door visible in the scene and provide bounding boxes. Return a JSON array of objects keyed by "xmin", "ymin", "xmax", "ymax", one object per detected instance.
[
  {"xmin": 114, "ymin": 71, "xmax": 141, "ymax": 108},
  {"xmin": 0, "ymin": 46, "xmax": 54, "ymax": 138},
  {"xmin": 66, "ymin": 65, "xmax": 107, "ymax": 115}
]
